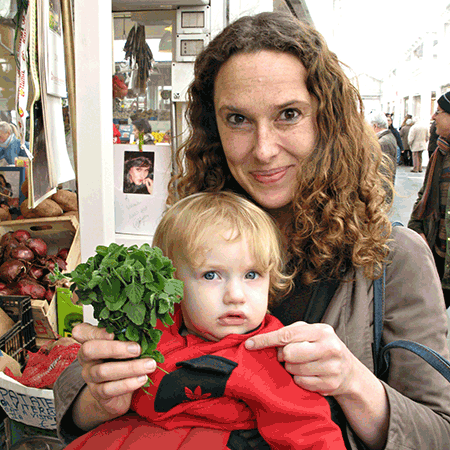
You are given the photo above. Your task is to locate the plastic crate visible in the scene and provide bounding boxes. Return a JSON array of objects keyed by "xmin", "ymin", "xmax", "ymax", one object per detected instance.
[
  {"xmin": 0, "ymin": 296, "xmax": 36, "ymax": 370},
  {"xmin": 0, "ymin": 418, "xmax": 7, "ymax": 450}
]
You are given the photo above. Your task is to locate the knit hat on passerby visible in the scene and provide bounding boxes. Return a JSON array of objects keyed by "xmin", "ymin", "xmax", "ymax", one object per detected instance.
[{"xmin": 438, "ymin": 92, "xmax": 450, "ymax": 114}]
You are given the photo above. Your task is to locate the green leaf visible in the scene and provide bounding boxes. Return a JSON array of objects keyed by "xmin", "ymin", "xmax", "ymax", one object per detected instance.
[
  {"xmin": 125, "ymin": 282, "xmax": 144, "ymax": 304},
  {"xmin": 147, "ymin": 328, "xmax": 163, "ymax": 343},
  {"xmin": 125, "ymin": 325, "xmax": 140, "ymax": 342},
  {"xmin": 105, "ymin": 324, "xmax": 115, "ymax": 334},
  {"xmin": 105, "ymin": 293, "xmax": 127, "ymax": 311},
  {"xmin": 164, "ymin": 278, "xmax": 184, "ymax": 297},
  {"xmin": 110, "ymin": 278, "xmax": 122, "ymax": 296},
  {"xmin": 142, "ymin": 292, "xmax": 154, "ymax": 307},
  {"xmin": 157, "ymin": 298, "xmax": 170, "ymax": 315},
  {"xmin": 140, "ymin": 267, "xmax": 154, "ymax": 284},
  {"xmin": 87, "ymin": 275, "xmax": 103, "ymax": 290},
  {"xmin": 118, "ymin": 265, "xmax": 133, "ymax": 283},
  {"xmin": 162, "ymin": 312, "xmax": 175, "ymax": 326},
  {"xmin": 150, "ymin": 308, "xmax": 157, "ymax": 328},
  {"xmin": 151, "ymin": 350, "xmax": 165, "ymax": 363},
  {"xmin": 153, "ymin": 272, "xmax": 166, "ymax": 290},
  {"xmin": 95, "ymin": 245, "xmax": 109, "ymax": 256},
  {"xmin": 130, "ymin": 250, "xmax": 147, "ymax": 266},
  {"xmin": 140, "ymin": 334, "xmax": 149, "ymax": 354},
  {"xmin": 99, "ymin": 307, "xmax": 110, "ymax": 320},
  {"xmin": 123, "ymin": 301, "xmax": 146, "ymax": 326}
]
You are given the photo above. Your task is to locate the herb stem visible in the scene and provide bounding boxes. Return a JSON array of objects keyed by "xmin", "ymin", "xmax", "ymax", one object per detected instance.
[
  {"xmin": 156, "ymin": 365, "xmax": 169, "ymax": 374},
  {"xmin": 112, "ymin": 267, "xmax": 128, "ymax": 286}
]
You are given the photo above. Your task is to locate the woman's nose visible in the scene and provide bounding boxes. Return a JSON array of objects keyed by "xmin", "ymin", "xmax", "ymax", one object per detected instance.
[{"xmin": 252, "ymin": 122, "xmax": 280, "ymax": 162}]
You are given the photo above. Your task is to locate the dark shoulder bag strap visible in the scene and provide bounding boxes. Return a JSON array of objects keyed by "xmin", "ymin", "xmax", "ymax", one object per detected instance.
[{"xmin": 373, "ymin": 222, "xmax": 450, "ymax": 381}]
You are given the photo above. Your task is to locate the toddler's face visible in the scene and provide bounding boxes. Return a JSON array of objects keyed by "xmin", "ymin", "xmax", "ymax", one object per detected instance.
[{"xmin": 174, "ymin": 231, "xmax": 269, "ymax": 341}]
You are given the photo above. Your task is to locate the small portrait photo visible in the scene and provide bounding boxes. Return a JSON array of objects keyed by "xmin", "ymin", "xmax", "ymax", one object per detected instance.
[{"xmin": 123, "ymin": 151, "xmax": 154, "ymax": 195}]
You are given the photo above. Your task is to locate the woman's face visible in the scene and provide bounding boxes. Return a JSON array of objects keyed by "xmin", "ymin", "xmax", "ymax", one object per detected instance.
[
  {"xmin": 213, "ymin": 50, "xmax": 318, "ymax": 211},
  {"xmin": 129, "ymin": 166, "xmax": 149, "ymax": 185}
]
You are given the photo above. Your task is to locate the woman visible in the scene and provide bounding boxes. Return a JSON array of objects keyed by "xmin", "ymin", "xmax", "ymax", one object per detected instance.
[
  {"xmin": 132, "ymin": 118, "xmax": 155, "ymax": 145},
  {"xmin": 123, "ymin": 156, "xmax": 153, "ymax": 194},
  {"xmin": 54, "ymin": 12, "xmax": 450, "ymax": 450}
]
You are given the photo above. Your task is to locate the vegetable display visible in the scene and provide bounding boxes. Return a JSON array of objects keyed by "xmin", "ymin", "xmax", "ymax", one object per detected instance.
[
  {"xmin": 52, "ymin": 243, "xmax": 183, "ymax": 364},
  {"xmin": 0, "ymin": 229, "xmax": 69, "ymax": 300}
]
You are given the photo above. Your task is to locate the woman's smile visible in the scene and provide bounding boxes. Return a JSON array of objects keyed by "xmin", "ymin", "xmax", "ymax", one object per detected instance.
[{"xmin": 250, "ymin": 166, "xmax": 292, "ymax": 185}]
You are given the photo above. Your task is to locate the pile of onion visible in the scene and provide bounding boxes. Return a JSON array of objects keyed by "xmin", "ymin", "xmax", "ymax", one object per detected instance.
[{"xmin": 0, "ymin": 229, "xmax": 70, "ymax": 300}]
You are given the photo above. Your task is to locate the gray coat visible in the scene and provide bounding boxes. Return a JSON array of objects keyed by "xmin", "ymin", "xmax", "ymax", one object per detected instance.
[{"xmin": 377, "ymin": 129, "xmax": 397, "ymax": 182}]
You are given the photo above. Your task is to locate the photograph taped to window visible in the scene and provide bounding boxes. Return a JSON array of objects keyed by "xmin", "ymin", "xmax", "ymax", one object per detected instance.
[{"xmin": 123, "ymin": 151, "xmax": 154, "ymax": 195}]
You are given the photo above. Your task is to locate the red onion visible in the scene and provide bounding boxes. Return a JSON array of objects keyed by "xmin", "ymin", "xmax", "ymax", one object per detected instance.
[
  {"xmin": 10, "ymin": 244, "xmax": 35, "ymax": 262},
  {"xmin": 54, "ymin": 256, "xmax": 67, "ymax": 271},
  {"xmin": 16, "ymin": 278, "xmax": 47, "ymax": 299},
  {"xmin": 45, "ymin": 288, "xmax": 54, "ymax": 302},
  {"xmin": 0, "ymin": 259, "xmax": 27, "ymax": 283},
  {"xmin": 57, "ymin": 248, "xmax": 70, "ymax": 261},
  {"xmin": 0, "ymin": 286, "xmax": 16, "ymax": 296},
  {"xmin": 3, "ymin": 239, "xmax": 20, "ymax": 260},
  {"xmin": 12, "ymin": 229, "xmax": 31, "ymax": 243},
  {"xmin": 0, "ymin": 232, "xmax": 13, "ymax": 248},
  {"xmin": 26, "ymin": 238, "xmax": 48, "ymax": 257},
  {"xmin": 28, "ymin": 265, "xmax": 44, "ymax": 280}
]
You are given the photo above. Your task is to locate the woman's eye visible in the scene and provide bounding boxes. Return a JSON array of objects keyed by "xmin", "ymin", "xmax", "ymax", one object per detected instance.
[
  {"xmin": 279, "ymin": 108, "xmax": 301, "ymax": 121},
  {"xmin": 245, "ymin": 271, "xmax": 259, "ymax": 280},
  {"xmin": 203, "ymin": 271, "xmax": 217, "ymax": 280},
  {"xmin": 227, "ymin": 114, "xmax": 247, "ymax": 126}
]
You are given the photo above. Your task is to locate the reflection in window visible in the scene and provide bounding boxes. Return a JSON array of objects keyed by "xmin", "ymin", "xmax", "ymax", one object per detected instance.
[{"xmin": 113, "ymin": 15, "xmax": 172, "ymax": 145}]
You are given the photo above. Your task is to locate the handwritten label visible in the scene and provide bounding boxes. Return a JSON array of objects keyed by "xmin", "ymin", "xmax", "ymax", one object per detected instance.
[{"xmin": 0, "ymin": 374, "xmax": 56, "ymax": 429}]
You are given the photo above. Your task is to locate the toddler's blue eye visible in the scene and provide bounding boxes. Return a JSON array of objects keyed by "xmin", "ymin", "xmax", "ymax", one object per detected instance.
[
  {"xmin": 203, "ymin": 271, "xmax": 217, "ymax": 280},
  {"xmin": 245, "ymin": 271, "xmax": 258, "ymax": 280}
]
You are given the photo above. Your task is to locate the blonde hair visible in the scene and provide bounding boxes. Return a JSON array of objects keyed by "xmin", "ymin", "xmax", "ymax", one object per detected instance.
[{"xmin": 153, "ymin": 192, "xmax": 293, "ymax": 307}]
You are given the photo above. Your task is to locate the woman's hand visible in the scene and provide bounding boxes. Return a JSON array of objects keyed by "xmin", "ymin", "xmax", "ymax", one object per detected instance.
[
  {"xmin": 144, "ymin": 178, "xmax": 153, "ymax": 194},
  {"xmin": 245, "ymin": 321, "xmax": 357, "ymax": 397},
  {"xmin": 245, "ymin": 321, "xmax": 390, "ymax": 449},
  {"xmin": 71, "ymin": 323, "xmax": 156, "ymax": 430}
]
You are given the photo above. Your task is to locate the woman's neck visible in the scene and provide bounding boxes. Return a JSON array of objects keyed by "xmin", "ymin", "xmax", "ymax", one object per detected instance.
[
  {"xmin": 266, "ymin": 204, "xmax": 292, "ymax": 232},
  {"xmin": 265, "ymin": 204, "xmax": 293, "ymax": 251}
]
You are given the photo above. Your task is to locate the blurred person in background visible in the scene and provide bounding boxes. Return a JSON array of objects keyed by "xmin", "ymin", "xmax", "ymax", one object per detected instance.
[
  {"xmin": 408, "ymin": 117, "xmax": 429, "ymax": 173},
  {"xmin": 400, "ymin": 116, "xmax": 414, "ymax": 167},
  {"xmin": 368, "ymin": 112, "xmax": 397, "ymax": 184},
  {"xmin": 408, "ymin": 91, "xmax": 450, "ymax": 309},
  {"xmin": 386, "ymin": 113, "xmax": 404, "ymax": 165},
  {"xmin": 0, "ymin": 121, "xmax": 28, "ymax": 165}
]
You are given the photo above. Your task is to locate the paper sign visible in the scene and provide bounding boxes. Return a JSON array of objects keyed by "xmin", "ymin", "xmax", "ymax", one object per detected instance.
[
  {"xmin": 0, "ymin": 372, "xmax": 56, "ymax": 429},
  {"xmin": 114, "ymin": 143, "xmax": 172, "ymax": 236}
]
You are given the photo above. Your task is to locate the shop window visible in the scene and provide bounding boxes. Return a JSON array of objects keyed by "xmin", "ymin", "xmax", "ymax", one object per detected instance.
[{"xmin": 112, "ymin": 14, "xmax": 173, "ymax": 145}]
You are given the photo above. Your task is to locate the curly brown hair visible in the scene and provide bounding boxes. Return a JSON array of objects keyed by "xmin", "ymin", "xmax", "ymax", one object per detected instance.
[{"xmin": 170, "ymin": 11, "xmax": 392, "ymax": 284}]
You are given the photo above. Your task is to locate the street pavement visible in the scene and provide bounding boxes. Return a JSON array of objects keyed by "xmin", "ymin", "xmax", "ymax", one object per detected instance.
[{"xmin": 390, "ymin": 163, "xmax": 450, "ymax": 352}]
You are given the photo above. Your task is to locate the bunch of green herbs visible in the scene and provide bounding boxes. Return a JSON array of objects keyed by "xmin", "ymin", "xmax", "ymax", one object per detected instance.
[{"xmin": 52, "ymin": 243, "xmax": 183, "ymax": 365}]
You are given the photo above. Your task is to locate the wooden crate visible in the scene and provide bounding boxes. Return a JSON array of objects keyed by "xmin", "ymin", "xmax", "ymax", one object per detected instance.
[{"xmin": 0, "ymin": 216, "xmax": 81, "ymax": 338}]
